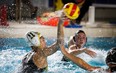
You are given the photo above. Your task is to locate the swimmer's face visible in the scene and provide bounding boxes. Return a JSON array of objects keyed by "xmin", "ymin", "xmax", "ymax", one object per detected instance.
[
  {"xmin": 40, "ymin": 36, "xmax": 46, "ymax": 49},
  {"xmin": 75, "ymin": 32, "xmax": 86, "ymax": 47}
]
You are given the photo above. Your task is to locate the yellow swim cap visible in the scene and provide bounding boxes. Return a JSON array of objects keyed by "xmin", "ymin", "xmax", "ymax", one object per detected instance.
[
  {"xmin": 63, "ymin": 3, "xmax": 80, "ymax": 19},
  {"xmin": 26, "ymin": 31, "xmax": 42, "ymax": 46}
]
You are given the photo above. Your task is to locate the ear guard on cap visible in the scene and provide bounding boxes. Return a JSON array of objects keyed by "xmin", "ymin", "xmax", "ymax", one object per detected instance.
[
  {"xmin": 25, "ymin": 31, "xmax": 42, "ymax": 46},
  {"xmin": 63, "ymin": 3, "xmax": 80, "ymax": 19}
]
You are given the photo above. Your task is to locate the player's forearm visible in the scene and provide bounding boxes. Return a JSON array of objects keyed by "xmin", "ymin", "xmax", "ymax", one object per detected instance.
[
  {"xmin": 70, "ymin": 48, "xmax": 86, "ymax": 55},
  {"xmin": 46, "ymin": 17, "xmax": 65, "ymax": 56},
  {"xmin": 57, "ymin": 18, "xmax": 64, "ymax": 45},
  {"xmin": 70, "ymin": 50, "xmax": 83, "ymax": 55},
  {"xmin": 44, "ymin": 42, "xmax": 59, "ymax": 56},
  {"xmin": 60, "ymin": 45, "xmax": 96, "ymax": 71}
]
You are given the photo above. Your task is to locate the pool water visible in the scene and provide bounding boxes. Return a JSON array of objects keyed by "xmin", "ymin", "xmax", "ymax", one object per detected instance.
[{"xmin": 0, "ymin": 37, "xmax": 116, "ymax": 73}]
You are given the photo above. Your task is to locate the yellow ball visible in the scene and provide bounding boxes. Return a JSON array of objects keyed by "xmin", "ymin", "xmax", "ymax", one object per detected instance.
[{"xmin": 63, "ymin": 3, "xmax": 80, "ymax": 20}]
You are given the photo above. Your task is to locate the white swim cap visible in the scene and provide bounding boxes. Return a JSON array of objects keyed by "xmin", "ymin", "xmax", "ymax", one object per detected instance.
[{"xmin": 25, "ymin": 31, "xmax": 42, "ymax": 46}]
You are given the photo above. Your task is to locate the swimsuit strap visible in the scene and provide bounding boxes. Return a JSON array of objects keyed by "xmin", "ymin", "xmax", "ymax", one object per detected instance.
[{"xmin": 23, "ymin": 51, "xmax": 34, "ymax": 63}]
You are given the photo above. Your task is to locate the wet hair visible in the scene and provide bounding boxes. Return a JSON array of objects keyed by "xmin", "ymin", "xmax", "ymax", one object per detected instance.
[
  {"xmin": 75, "ymin": 30, "xmax": 86, "ymax": 36},
  {"xmin": 106, "ymin": 47, "xmax": 116, "ymax": 72},
  {"xmin": 73, "ymin": 30, "xmax": 87, "ymax": 42}
]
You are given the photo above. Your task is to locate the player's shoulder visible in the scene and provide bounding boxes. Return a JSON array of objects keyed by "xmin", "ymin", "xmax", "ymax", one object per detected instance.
[{"xmin": 69, "ymin": 44, "xmax": 76, "ymax": 50}]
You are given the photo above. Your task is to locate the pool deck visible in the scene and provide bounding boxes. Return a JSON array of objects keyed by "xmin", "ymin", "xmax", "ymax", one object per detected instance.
[{"xmin": 0, "ymin": 21, "xmax": 116, "ymax": 38}]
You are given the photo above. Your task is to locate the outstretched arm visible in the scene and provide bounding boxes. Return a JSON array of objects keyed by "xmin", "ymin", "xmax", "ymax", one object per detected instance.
[
  {"xmin": 59, "ymin": 45, "xmax": 99, "ymax": 71},
  {"xmin": 43, "ymin": 17, "xmax": 64, "ymax": 56},
  {"xmin": 57, "ymin": 18, "xmax": 64, "ymax": 45},
  {"xmin": 69, "ymin": 47, "xmax": 97, "ymax": 58}
]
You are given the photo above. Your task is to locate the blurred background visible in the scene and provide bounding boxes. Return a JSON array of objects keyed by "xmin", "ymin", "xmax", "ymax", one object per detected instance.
[
  {"xmin": 0, "ymin": 0, "xmax": 116, "ymax": 38},
  {"xmin": 0, "ymin": 0, "xmax": 116, "ymax": 22}
]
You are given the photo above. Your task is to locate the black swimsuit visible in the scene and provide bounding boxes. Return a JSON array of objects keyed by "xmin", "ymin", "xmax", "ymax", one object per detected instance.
[{"xmin": 20, "ymin": 51, "xmax": 47, "ymax": 73}]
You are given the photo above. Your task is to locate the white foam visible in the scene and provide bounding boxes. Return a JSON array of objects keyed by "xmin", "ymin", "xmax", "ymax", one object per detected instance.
[
  {"xmin": 0, "ymin": 48, "xmax": 27, "ymax": 73},
  {"xmin": 0, "ymin": 47, "xmax": 109, "ymax": 73}
]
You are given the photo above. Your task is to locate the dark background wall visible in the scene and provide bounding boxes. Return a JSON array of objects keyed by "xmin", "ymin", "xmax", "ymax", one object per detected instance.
[
  {"xmin": 0, "ymin": 0, "xmax": 116, "ymax": 21},
  {"xmin": 94, "ymin": 0, "xmax": 116, "ymax": 4}
]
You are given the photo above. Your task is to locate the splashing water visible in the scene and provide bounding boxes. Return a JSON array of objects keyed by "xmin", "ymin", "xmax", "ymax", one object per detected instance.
[
  {"xmin": 0, "ymin": 48, "xmax": 108, "ymax": 73},
  {"xmin": 0, "ymin": 37, "xmax": 116, "ymax": 73},
  {"xmin": 0, "ymin": 48, "xmax": 27, "ymax": 73}
]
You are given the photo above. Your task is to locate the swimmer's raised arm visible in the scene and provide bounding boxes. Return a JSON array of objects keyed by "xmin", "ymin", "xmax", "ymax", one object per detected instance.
[
  {"xmin": 43, "ymin": 17, "xmax": 64, "ymax": 56},
  {"xmin": 43, "ymin": 42, "xmax": 59, "ymax": 56},
  {"xmin": 57, "ymin": 18, "xmax": 64, "ymax": 45}
]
